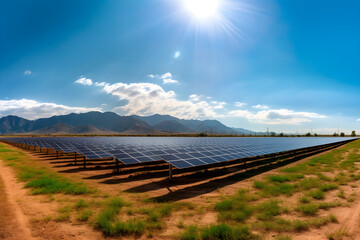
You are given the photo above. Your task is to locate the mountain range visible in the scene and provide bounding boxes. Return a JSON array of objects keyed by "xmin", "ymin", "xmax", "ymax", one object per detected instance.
[{"xmin": 0, "ymin": 111, "xmax": 262, "ymax": 135}]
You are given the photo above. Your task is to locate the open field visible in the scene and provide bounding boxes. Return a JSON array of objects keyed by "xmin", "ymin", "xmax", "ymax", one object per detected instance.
[{"xmin": 1, "ymin": 140, "xmax": 360, "ymax": 239}]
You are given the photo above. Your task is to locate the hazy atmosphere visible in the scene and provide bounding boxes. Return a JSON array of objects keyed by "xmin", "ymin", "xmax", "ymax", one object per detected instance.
[{"xmin": 1, "ymin": 0, "xmax": 359, "ymax": 134}]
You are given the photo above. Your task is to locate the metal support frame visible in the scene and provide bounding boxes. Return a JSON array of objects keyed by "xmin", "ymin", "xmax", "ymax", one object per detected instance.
[
  {"xmin": 39, "ymin": 147, "xmax": 42, "ymax": 153},
  {"xmin": 114, "ymin": 157, "xmax": 119, "ymax": 174},
  {"xmin": 56, "ymin": 151, "xmax": 59, "ymax": 159},
  {"xmin": 169, "ymin": 164, "xmax": 173, "ymax": 180},
  {"xmin": 74, "ymin": 152, "xmax": 77, "ymax": 165},
  {"xmin": 83, "ymin": 156, "xmax": 86, "ymax": 169}
]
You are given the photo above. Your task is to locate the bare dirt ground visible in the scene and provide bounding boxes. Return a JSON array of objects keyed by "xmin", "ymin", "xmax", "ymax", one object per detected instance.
[
  {"xmin": 0, "ymin": 159, "xmax": 104, "ymax": 240},
  {"xmin": 1, "ymin": 143, "xmax": 360, "ymax": 239}
]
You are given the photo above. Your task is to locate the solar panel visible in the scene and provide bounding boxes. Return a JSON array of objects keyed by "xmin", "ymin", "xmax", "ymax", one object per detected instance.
[{"xmin": 0, "ymin": 136, "xmax": 356, "ymax": 169}]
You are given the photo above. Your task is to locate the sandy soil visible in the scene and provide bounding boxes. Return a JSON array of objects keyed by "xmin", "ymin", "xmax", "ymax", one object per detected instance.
[
  {"xmin": 1, "ymin": 143, "xmax": 360, "ymax": 239},
  {"xmin": 0, "ymin": 159, "xmax": 104, "ymax": 240}
]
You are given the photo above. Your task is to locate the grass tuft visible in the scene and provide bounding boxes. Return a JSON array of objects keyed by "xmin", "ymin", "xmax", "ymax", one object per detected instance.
[
  {"xmin": 296, "ymin": 203, "xmax": 318, "ymax": 216},
  {"xmin": 256, "ymin": 200, "xmax": 281, "ymax": 220},
  {"xmin": 77, "ymin": 209, "xmax": 93, "ymax": 222},
  {"xmin": 25, "ymin": 175, "xmax": 92, "ymax": 195}
]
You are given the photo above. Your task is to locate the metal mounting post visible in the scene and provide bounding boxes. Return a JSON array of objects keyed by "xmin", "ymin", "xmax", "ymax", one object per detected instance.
[
  {"xmin": 56, "ymin": 151, "xmax": 59, "ymax": 159},
  {"xmin": 74, "ymin": 152, "xmax": 77, "ymax": 165},
  {"xmin": 83, "ymin": 156, "xmax": 86, "ymax": 169},
  {"xmin": 114, "ymin": 157, "xmax": 119, "ymax": 174},
  {"xmin": 169, "ymin": 164, "xmax": 173, "ymax": 180}
]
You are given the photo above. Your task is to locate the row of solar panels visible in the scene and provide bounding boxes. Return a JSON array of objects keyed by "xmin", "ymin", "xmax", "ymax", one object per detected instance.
[{"xmin": 0, "ymin": 137, "xmax": 355, "ymax": 169}]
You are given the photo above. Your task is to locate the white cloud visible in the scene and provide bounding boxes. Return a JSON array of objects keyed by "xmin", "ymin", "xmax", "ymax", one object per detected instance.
[
  {"xmin": 147, "ymin": 73, "xmax": 179, "ymax": 84},
  {"xmin": 211, "ymin": 101, "xmax": 226, "ymax": 109},
  {"xmin": 189, "ymin": 94, "xmax": 200, "ymax": 102},
  {"xmin": 92, "ymin": 82, "xmax": 220, "ymax": 119},
  {"xmin": 252, "ymin": 104, "xmax": 269, "ymax": 109},
  {"xmin": 163, "ymin": 78, "xmax": 178, "ymax": 84},
  {"xmin": 24, "ymin": 70, "xmax": 32, "ymax": 75},
  {"xmin": 160, "ymin": 72, "xmax": 172, "ymax": 79},
  {"xmin": 160, "ymin": 72, "xmax": 178, "ymax": 84},
  {"xmin": 0, "ymin": 99, "xmax": 101, "ymax": 120},
  {"xmin": 95, "ymin": 82, "xmax": 106, "ymax": 87},
  {"xmin": 234, "ymin": 102, "xmax": 247, "ymax": 108},
  {"xmin": 357, "ymin": 119, "xmax": 360, "ymax": 122},
  {"xmin": 75, "ymin": 77, "xmax": 93, "ymax": 86},
  {"xmin": 229, "ymin": 108, "xmax": 325, "ymax": 125}
]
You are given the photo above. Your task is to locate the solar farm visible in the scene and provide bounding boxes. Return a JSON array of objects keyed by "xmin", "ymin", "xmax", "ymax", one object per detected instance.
[
  {"xmin": 0, "ymin": 136, "xmax": 355, "ymax": 180},
  {"xmin": 1, "ymin": 136, "xmax": 360, "ymax": 239}
]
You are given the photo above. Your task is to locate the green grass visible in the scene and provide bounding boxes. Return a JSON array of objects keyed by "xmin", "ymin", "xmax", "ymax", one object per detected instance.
[
  {"xmin": 296, "ymin": 203, "xmax": 318, "ymax": 216},
  {"xmin": 253, "ymin": 215, "xmax": 337, "ymax": 233},
  {"xmin": 268, "ymin": 174, "xmax": 304, "ymax": 183},
  {"xmin": 215, "ymin": 190, "xmax": 253, "ymax": 223},
  {"xmin": 55, "ymin": 212, "xmax": 70, "ymax": 222},
  {"xmin": 252, "ymin": 218, "xmax": 293, "ymax": 232},
  {"xmin": 256, "ymin": 200, "xmax": 281, "ymax": 220},
  {"xmin": 215, "ymin": 200, "xmax": 233, "ymax": 211},
  {"xmin": 299, "ymin": 177, "xmax": 321, "ymax": 190},
  {"xmin": 159, "ymin": 203, "xmax": 174, "ymax": 216},
  {"xmin": 77, "ymin": 209, "xmax": 93, "ymax": 221},
  {"xmin": 327, "ymin": 228, "xmax": 348, "ymax": 240},
  {"xmin": 201, "ymin": 224, "xmax": 256, "ymax": 240},
  {"xmin": 337, "ymin": 189, "xmax": 346, "ymax": 199},
  {"xmin": 319, "ymin": 183, "xmax": 338, "ymax": 192},
  {"xmin": 75, "ymin": 199, "xmax": 89, "ymax": 209},
  {"xmin": 299, "ymin": 196, "xmax": 310, "ymax": 203},
  {"xmin": 309, "ymin": 189, "xmax": 325, "ymax": 200},
  {"xmin": 181, "ymin": 225, "xmax": 200, "ymax": 240},
  {"xmin": 0, "ymin": 144, "xmax": 93, "ymax": 196},
  {"xmin": 266, "ymin": 183, "xmax": 294, "ymax": 196},
  {"xmin": 253, "ymin": 180, "xmax": 266, "ymax": 189},
  {"xmin": 274, "ymin": 235, "xmax": 292, "ymax": 240},
  {"xmin": 318, "ymin": 201, "xmax": 341, "ymax": 210},
  {"xmin": 25, "ymin": 175, "xmax": 91, "ymax": 195}
]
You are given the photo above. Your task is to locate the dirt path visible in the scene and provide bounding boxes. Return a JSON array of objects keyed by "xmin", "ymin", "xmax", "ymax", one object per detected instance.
[
  {"xmin": 0, "ymin": 157, "xmax": 105, "ymax": 240},
  {"xmin": 0, "ymin": 161, "xmax": 35, "ymax": 240},
  {"xmin": 337, "ymin": 200, "xmax": 360, "ymax": 240}
]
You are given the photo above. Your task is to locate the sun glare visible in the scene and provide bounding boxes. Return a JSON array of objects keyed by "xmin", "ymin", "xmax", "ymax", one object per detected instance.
[{"xmin": 184, "ymin": 0, "xmax": 220, "ymax": 19}]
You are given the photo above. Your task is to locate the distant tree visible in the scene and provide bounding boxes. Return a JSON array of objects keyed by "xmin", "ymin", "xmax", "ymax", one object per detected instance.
[
  {"xmin": 333, "ymin": 132, "xmax": 339, "ymax": 137},
  {"xmin": 314, "ymin": 133, "xmax": 318, "ymax": 137},
  {"xmin": 340, "ymin": 132, "xmax": 345, "ymax": 137},
  {"xmin": 305, "ymin": 132, "xmax": 312, "ymax": 137},
  {"xmin": 279, "ymin": 133, "xmax": 284, "ymax": 137},
  {"xmin": 351, "ymin": 130, "xmax": 356, "ymax": 137}
]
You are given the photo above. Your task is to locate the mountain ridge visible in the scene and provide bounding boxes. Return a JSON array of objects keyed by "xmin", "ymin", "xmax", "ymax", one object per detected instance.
[{"xmin": 0, "ymin": 111, "xmax": 259, "ymax": 135}]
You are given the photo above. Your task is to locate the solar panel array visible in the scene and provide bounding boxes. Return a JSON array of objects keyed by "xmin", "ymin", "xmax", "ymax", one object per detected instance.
[{"xmin": 0, "ymin": 137, "xmax": 355, "ymax": 169}]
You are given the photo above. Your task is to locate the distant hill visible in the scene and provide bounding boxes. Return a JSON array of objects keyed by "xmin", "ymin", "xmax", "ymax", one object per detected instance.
[
  {"xmin": 133, "ymin": 115, "xmax": 239, "ymax": 134},
  {"xmin": 0, "ymin": 111, "xmax": 259, "ymax": 135}
]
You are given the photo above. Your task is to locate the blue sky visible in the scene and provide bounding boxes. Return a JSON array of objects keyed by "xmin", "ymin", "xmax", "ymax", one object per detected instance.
[{"xmin": 0, "ymin": 0, "xmax": 359, "ymax": 134}]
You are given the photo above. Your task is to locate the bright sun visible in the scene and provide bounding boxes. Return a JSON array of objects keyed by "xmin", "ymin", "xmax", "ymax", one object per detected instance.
[{"xmin": 184, "ymin": 0, "xmax": 220, "ymax": 19}]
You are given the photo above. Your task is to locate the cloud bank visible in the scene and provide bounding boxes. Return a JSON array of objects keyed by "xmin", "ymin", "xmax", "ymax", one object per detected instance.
[
  {"xmin": 100, "ymin": 82, "xmax": 219, "ymax": 119},
  {"xmin": 0, "ymin": 99, "xmax": 101, "ymax": 120},
  {"xmin": 228, "ymin": 108, "xmax": 325, "ymax": 124},
  {"xmin": 73, "ymin": 75, "xmax": 326, "ymax": 125}
]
